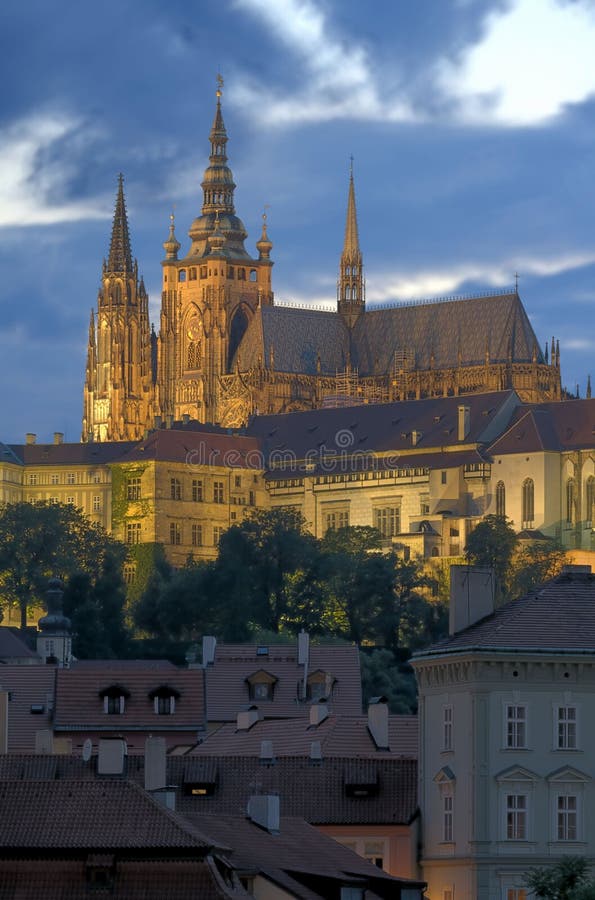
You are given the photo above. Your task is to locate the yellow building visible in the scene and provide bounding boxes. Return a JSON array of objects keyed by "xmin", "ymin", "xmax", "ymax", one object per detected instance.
[{"xmin": 82, "ymin": 80, "xmax": 561, "ymax": 443}]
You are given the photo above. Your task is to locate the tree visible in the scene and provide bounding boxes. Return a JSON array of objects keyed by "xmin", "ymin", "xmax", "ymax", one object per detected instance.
[
  {"xmin": 510, "ymin": 539, "xmax": 567, "ymax": 598},
  {"xmin": 525, "ymin": 855, "xmax": 595, "ymax": 899},
  {"xmin": 465, "ymin": 515, "xmax": 518, "ymax": 601},
  {"xmin": 62, "ymin": 550, "xmax": 131, "ymax": 658},
  {"xmin": 0, "ymin": 501, "xmax": 125, "ymax": 629},
  {"xmin": 360, "ymin": 648, "xmax": 418, "ymax": 714}
]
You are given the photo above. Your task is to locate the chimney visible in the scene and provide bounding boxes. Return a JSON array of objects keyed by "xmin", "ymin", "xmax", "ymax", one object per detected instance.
[
  {"xmin": 411, "ymin": 429, "xmax": 422, "ymax": 446},
  {"xmin": 97, "ymin": 738, "xmax": 127, "ymax": 775},
  {"xmin": 309, "ymin": 699, "xmax": 329, "ymax": 727},
  {"xmin": 298, "ymin": 630, "xmax": 309, "ymax": 700},
  {"xmin": 154, "ymin": 415, "xmax": 162, "ymax": 429},
  {"xmin": 449, "ymin": 565, "xmax": 495, "ymax": 635},
  {"xmin": 35, "ymin": 729, "xmax": 53, "ymax": 754},
  {"xmin": 259, "ymin": 740, "xmax": 275, "ymax": 764},
  {"xmin": 53, "ymin": 432, "xmax": 64, "ymax": 445},
  {"xmin": 166, "ymin": 414, "xmax": 174, "ymax": 429},
  {"xmin": 457, "ymin": 405, "xmax": 470, "ymax": 441},
  {"xmin": 144, "ymin": 736, "xmax": 167, "ymax": 791},
  {"xmin": 247, "ymin": 794, "xmax": 280, "ymax": 833},
  {"xmin": 237, "ymin": 705, "xmax": 260, "ymax": 731},
  {"xmin": 310, "ymin": 741, "xmax": 323, "ymax": 763},
  {"xmin": 182, "ymin": 413, "xmax": 190, "ymax": 425},
  {"xmin": 25, "ymin": 433, "xmax": 36, "ymax": 445},
  {"xmin": 367, "ymin": 697, "xmax": 390, "ymax": 750},
  {"xmin": 151, "ymin": 787, "xmax": 177, "ymax": 811},
  {"xmin": 202, "ymin": 635, "xmax": 216, "ymax": 666}
]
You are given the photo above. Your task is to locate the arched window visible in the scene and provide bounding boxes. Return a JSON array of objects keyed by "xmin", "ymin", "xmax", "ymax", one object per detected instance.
[
  {"xmin": 227, "ymin": 305, "xmax": 250, "ymax": 370},
  {"xmin": 566, "ymin": 478, "xmax": 577, "ymax": 525},
  {"xmin": 496, "ymin": 481, "xmax": 506, "ymax": 517},
  {"xmin": 187, "ymin": 341, "xmax": 201, "ymax": 369},
  {"xmin": 249, "ymin": 269, "xmax": 257, "ymax": 282},
  {"xmin": 178, "ymin": 270, "xmax": 186, "ymax": 283},
  {"xmin": 522, "ymin": 478, "xmax": 534, "ymax": 528},
  {"xmin": 586, "ymin": 476, "xmax": 595, "ymax": 526}
]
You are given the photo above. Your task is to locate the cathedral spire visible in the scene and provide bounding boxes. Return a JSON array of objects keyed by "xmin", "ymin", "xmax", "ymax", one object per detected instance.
[
  {"xmin": 338, "ymin": 158, "xmax": 365, "ymax": 328},
  {"xmin": 201, "ymin": 75, "xmax": 236, "ymax": 217},
  {"xmin": 107, "ymin": 174, "xmax": 133, "ymax": 273}
]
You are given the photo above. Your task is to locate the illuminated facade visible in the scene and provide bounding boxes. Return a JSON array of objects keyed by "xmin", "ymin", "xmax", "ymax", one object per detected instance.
[{"xmin": 82, "ymin": 81, "xmax": 561, "ymax": 442}]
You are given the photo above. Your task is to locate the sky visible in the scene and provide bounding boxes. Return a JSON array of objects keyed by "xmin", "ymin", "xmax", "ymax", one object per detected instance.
[{"xmin": 2, "ymin": 0, "xmax": 595, "ymax": 443}]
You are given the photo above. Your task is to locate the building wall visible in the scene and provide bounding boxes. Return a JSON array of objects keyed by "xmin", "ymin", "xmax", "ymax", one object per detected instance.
[
  {"xmin": 319, "ymin": 822, "xmax": 419, "ymax": 880},
  {"xmin": 22, "ymin": 461, "xmax": 112, "ymax": 532},
  {"xmin": 416, "ymin": 652, "xmax": 595, "ymax": 899}
]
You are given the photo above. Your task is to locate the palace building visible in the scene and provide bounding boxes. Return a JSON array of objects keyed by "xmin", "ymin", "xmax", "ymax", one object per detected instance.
[{"xmin": 82, "ymin": 81, "xmax": 562, "ymax": 444}]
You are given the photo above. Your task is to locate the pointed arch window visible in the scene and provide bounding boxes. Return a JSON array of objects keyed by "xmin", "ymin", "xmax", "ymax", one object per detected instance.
[
  {"xmin": 522, "ymin": 478, "xmax": 534, "ymax": 529},
  {"xmin": 566, "ymin": 478, "xmax": 577, "ymax": 525},
  {"xmin": 496, "ymin": 481, "xmax": 506, "ymax": 518},
  {"xmin": 586, "ymin": 476, "xmax": 595, "ymax": 527}
]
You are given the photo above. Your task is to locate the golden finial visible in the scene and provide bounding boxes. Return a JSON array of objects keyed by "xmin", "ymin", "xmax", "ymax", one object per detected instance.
[
  {"xmin": 216, "ymin": 73, "xmax": 224, "ymax": 98},
  {"xmin": 263, "ymin": 203, "xmax": 270, "ymax": 225},
  {"xmin": 349, "ymin": 154, "xmax": 354, "ymax": 177}
]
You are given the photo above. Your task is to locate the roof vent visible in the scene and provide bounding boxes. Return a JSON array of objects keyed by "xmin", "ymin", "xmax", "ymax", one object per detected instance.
[
  {"xmin": 25, "ymin": 433, "xmax": 36, "ymax": 445},
  {"xmin": 237, "ymin": 705, "xmax": 260, "ymax": 731},
  {"xmin": 367, "ymin": 696, "xmax": 390, "ymax": 750},
  {"xmin": 259, "ymin": 740, "xmax": 275, "ymax": 764},
  {"xmin": 309, "ymin": 699, "xmax": 329, "ymax": 727}
]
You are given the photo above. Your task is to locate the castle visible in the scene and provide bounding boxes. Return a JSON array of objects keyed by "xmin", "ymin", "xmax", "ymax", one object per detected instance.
[{"xmin": 82, "ymin": 81, "xmax": 562, "ymax": 443}]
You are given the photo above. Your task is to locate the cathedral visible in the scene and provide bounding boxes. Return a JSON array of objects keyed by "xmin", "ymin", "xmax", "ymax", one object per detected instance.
[{"xmin": 82, "ymin": 82, "xmax": 562, "ymax": 443}]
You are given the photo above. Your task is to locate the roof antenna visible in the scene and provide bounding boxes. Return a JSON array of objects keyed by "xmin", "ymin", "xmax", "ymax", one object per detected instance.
[{"xmin": 514, "ymin": 271, "xmax": 519, "ymax": 294}]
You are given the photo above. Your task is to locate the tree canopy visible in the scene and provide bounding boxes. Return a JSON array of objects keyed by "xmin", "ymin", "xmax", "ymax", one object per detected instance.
[
  {"xmin": 525, "ymin": 856, "xmax": 595, "ymax": 899},
  {"xmin": 0, "ymin": 501, "xmax": 126, "ymax": 630}
]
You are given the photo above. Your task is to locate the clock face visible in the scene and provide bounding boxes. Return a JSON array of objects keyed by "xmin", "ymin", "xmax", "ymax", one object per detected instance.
[{"xmin": 187, "ymin": 315, "xmax": 202, "ymax": 341}]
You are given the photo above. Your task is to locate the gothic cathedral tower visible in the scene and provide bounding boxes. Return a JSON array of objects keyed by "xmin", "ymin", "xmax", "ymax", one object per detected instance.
[
  {"xmin": 157, "ymin": 77, "xmax": 274, "ymax": 425},
  {"xmin": 82, "ymin": 176, "xmax": 154, "ymax": 441},
  {"xmin": 337, "ymin": 162, "xmax": 365, "ymax": 329}
]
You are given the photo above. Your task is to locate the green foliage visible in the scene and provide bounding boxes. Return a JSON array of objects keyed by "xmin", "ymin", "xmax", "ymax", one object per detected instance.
[
  {"xmin": 0, "ymin": 501, "xmax": 125, "ymax": 630},
  {"xmin": 110, "ymin": 462, "xmax": 150, "ymax": 529},
  {"xmin": 360, "ymin": 648, "xmax": 417, "ymax": 714},
  {"xmin": 125, "ymin": 543, "xmax": 171, "ymax": 604},
  {"xmin": 510, "ymin": 539, "xmax": 567, "ymax": 598},
  {"xmin": 62, "ymin": 550, "xmax": 131, "ymax": 658},
  {"xmin": 525, "ymin": 855, "xmax": 595, "ymax": 899},
  {"xmin": 465, "ymin": 515, "xmax": 518, "ymax": 601}
]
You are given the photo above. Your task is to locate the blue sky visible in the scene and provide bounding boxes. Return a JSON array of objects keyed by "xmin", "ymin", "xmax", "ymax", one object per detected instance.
[{"xmin": 2, "ymin": 0, "xmax": 595, "ymax": 443}]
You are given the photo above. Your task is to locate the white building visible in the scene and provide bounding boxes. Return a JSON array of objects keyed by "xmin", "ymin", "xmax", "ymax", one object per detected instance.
[{"xmin": 412, "ymin": 564, "xmax": 595, "ymax": 900}]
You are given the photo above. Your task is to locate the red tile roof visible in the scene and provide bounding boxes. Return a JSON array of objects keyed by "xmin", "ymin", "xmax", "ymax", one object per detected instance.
[
  {"xmin": 416, "ymin": 569, "xmax": 595, "ymax": 655},
  {"xmin": 206, "ymin": 643, "xmax": 362, "ymax": 720},
  {"xmin": 190, "ymin": 713, "xmax": 418, "ymax": 758},
  {"xmin": 54, "ymin": 664, "xmax": 205, "ymax": 734},
  {"xmin": 0, "ymin": 778, "xmax": 212, "ymax": 849},
  {"xmin": 115, "ymin": 428, "xmax": 263, "ymax": 468},
  {"xmin": 0, "ymin": 627, "xmax": 38, "ymax": 661}
]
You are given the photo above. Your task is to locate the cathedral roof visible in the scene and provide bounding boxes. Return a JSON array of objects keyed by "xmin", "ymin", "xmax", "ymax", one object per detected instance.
[
  {"xmin": 232, "ymin": 290, "xmax": 543, "ymax": 380},
  {"xmin": 232, "ymin": 306, "xmax": 350, "ymax": 375},
  {"xmin": 352, "ymin": 290, "xmax": 542, "ymax": 375}
]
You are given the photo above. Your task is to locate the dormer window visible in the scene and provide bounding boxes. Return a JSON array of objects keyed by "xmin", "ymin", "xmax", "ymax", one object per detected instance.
[
  {"xmin": 149, "ymin": 684, "xmax": 181, "ymax": 715},
  {"xmin": 306, "ymin": 669, "xmax": 336, "ymax": 701},
  {"xmin": 99, "ymin": 684, "xmax": 130, "ymax": 715},
  {"xmin": 246, "ymin": 669, "xmax": 277, "ymax": 702}
]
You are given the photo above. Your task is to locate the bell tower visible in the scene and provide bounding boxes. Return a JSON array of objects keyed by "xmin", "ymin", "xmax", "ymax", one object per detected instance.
[
  {"xmin": 157, "ymin": 76, "xmax": 274, "ymax": 426},
  {"xmin": 82, "ymin": 175, "xmax": 154, "ymax": 441},
  {"xmin": 337, "ymin": 160, "xmax": 365, "ymax": 328}
]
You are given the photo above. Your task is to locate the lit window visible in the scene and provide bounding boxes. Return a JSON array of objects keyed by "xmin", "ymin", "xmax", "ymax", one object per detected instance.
[
  {"xmin": 556, "ymin": 706, "xmax": 577, "ymax": 750},
  {"xmin": 29, "ymin": 474, "xmax": 38, "ymax": 485},
  {"xmin": 66, "ymin": 496, "xmax": 75, "ymax": 505},
  {"xmin": 213, "ymin": 481, "xmax": 224, "ymax": 503},
  {"xmin": 92, "ymin": 495, "xmax": 101, "ymax": 512},
  {"xmin": 127, "ymin": 477, "xmax": 141, "ymax": 501},
  {"xmin": 506, "ymin": 890, "xmax": 527, "ymax": 900},
  {"xmin": 192, "ymin": 479, "xmax": 203, "ymax": 502},
  {"xmin": 67, "ymin": 473, "xmax": 75, "ymax": 485},
  {"xmin": 506, "ymin": 794, "xmax": 527, "ymax": 840},
  {"xmin": 557, "ymin": 794, "xmax": 578, "ymax": 841},
  {"xmin": 50, "ymin": 474, "xmax": 60, "ymax": 485},
  {"xmin": 506, "ymin": 705, "xmax": 527, "ymax": 749}
]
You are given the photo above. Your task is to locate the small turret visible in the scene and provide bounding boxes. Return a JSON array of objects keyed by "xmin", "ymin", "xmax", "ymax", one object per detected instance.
[
  {"xmin": 256, "ymin": 209, "xmax": 273, "ymax": 260},
  {"xmin": 37, "ymin": 577, "xmax": 72, "ymax": 667},
  {"xmin": 163, "ymin": 212, "xmax": 181, "ymax": 260},
  {"xmin": 107, "ymin": 174, "xmax": 133, "ymax": 274}
]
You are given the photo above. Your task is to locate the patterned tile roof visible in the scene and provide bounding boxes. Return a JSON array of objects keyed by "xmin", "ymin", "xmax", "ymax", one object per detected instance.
[
  {"xmin": 353, "ymin": 292, "xmax": 542, "ymax": 375},
  {"xmin": 189, "ymin": 713, "xmax": 418, "ymax": 758},
  {"xmin": 114, "ymin": 427, "xmax": 262, "ymax": 467},
  {"xmin": 9, "ymin": 441, "xmax": 136, "ymax": 465},
  {"xmin": 488, "ymin": 398, "xmax": 595, "ymax": 455},
  {"xmin": 54, "ymin": 664, "xmax": 205, "ymax": 733},
  {"xmin": 232, "ymin": 306, "xmax": 350, "ymax": 376},
  {"xmin": 0, "ymin": 627, "xmax": 38, "ymax": 661},
  {"xmin": 415, "ymin": 569, "xmax": 595, "ymax": 656},
  {"xmin": 205, "ymin": 643, "xmax": 362, "ymax": 720}
]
